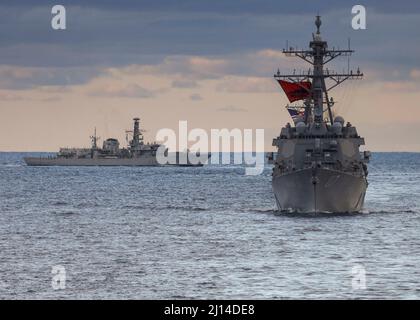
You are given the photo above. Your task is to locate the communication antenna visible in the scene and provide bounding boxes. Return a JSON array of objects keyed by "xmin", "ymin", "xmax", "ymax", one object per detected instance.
[{"xmin": 347, "ymin": 38, "xmax": 351, "ymax": 73}]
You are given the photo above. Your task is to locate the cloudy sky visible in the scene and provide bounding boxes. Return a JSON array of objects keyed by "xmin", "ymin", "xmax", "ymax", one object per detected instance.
[{"xmin": 0, "ymin": 0, "xmax": 419, "ymax": 151}]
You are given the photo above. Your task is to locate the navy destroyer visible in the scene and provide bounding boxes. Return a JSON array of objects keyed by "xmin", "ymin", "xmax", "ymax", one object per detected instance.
[
  {"xmin": 24, "ymin": 118, "xmax": 209, "ymax": 167},
  {"xmin": 271, "ymin": 16, "xmax": 370, "ymax": 213}
]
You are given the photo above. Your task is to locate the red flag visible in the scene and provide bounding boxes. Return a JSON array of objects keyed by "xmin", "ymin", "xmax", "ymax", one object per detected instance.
[{"xmin": 277, "ymin": 80, "xmax": 311, "ymax": 102}]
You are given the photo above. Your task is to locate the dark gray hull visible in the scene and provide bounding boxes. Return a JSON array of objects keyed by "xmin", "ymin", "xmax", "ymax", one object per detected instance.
[
  {"xmin": 272, "ymin": 168, "xmax": 367, "ymax": 213},
  {"xmin": 24, "ymin": 153, "xmax": 210, "ymax": 167},
  {"xmin": 24, "ymin": 156, "xmax": 160, "ymax": 166}
]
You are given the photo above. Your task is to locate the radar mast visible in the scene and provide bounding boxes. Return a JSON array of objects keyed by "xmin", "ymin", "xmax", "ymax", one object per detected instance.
[{"xmin": 274, "ymin": 15, "xmax": 363, "ymax": 126}]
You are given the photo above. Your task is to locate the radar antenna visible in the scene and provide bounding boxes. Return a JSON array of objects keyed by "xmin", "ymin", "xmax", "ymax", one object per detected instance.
[{"xmin": 274, "ymin": 15, "xmax": 363, "ymax": 126}]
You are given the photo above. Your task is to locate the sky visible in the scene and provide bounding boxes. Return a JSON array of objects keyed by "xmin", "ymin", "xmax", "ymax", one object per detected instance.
[{"xmin": 0, "ymin": 0, "xmax": 420, "ymax": 151}]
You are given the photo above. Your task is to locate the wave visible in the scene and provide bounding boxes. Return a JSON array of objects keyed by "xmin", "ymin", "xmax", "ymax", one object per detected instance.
[
  {"xmin": 250, "ymin": 208, "xmax": 277, "ymax": 214},
  {"xmin": 50, "ymin": 210, "xmax": 79, "ymax": 215},
  {"xmin": 164, "ymin": 205, "xmax": 209, "ymax": 212},
  {"xmin": 360, "ymin": 208, "xmax": 419, "ymax": 215},
  {"xmin": 122, "ymin": 204, "xmax": 209, "ymax": 212},
  {"xmin": 1, "ymin": 164, "xmax": 22, "ymax": 167},
  {"xmin": 52, "ymin": 201, "xmax": 69, "ymax": 206},
  {"xmin": 267, "ymin": 208, "xmax": 420, "ymax": 217}
]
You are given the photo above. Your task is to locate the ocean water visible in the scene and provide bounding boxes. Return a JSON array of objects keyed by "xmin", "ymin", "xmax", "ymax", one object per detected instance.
[{"xmin": 0, "ymin": 152, "xmax": 419, "ymax": 299}]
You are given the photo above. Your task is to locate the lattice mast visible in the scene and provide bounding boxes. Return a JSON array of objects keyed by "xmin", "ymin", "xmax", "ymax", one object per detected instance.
[{"xmin": 274, "ymin": 15, "xmax": 363, "ymax": 125}]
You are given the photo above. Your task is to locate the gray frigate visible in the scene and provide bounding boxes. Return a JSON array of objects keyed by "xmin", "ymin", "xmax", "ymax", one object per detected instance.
[
  {"xmin": 271, "ymin": 16, "xmax": 370, "ymax": 213},
  {"xmin": 24, "ymin": 117, "xmax": 210, "ymax": 167}
]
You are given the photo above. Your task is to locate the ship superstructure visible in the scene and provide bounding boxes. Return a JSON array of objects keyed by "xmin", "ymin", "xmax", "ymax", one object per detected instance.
[{"xmin": 272, "ymin": 16, "xmax": 370, "ymax": 212}]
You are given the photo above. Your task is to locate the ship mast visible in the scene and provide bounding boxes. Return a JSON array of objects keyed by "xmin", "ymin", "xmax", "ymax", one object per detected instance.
[
  {"xmin": 132, "ymin": 117, "xmax": 141, "ymax": 147},
  {"xmin": 90, "ymin": 127, "xmax": 99, "ymax": 150},
  {"xmin": 129, "ymin": 117, "xmax": 145, "ymax": 153},
  {"xmin": 274, "ymin": 15, "xmax": 363, "ymax": 126}
]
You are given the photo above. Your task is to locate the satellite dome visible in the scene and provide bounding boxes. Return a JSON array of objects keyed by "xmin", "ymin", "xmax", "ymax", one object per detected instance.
[
  {"xmin": 296, "ymin": 121, "xmax": 306, "ymax": 134},
  {"xmin": 334, "ymin": 116, "xmax": 345, "ymax": 125}
]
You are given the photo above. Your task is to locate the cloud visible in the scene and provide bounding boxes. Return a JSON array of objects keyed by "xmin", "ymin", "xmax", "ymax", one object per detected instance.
[
  {"xmin": 88, "ymin": 83, "xmax": 155, "ymax": 98},
  {"xmin": 216, "ymin": 76, "xmax": 278, "ymax": 93},
  {"xmin": 410, "ymin": 69, "xmax": 420, "ymax": 80},
  {"xmin": 171, "ymin": 79, "xmax": 198, "ymax": 88},
  {"xmin": 0, "ymin": 65, "xmax": 101, "ymax": 89},
  {"xmin": 1, "ymin": 3, "xmax": 419, "ymax": 89},
  {"xmin": 1, "ymin": 2, "xmax": 418, "ymax": 74},
  {"xmin": 189, "ymin": 93, "xmax": 202, "ymax": 101},
  {"xmin": 0, "ymin": 91, "xmax": 25, "ymax": 101},
  {"xmin": 379, "ymin": 80, "xmax": 420, "ymax": 92},
  {"xmin": 0, "ymin": 89, "xmax": 62, "ymax": 102},
  {"xmin": 217, "ymin": 105, "xmax": 247, "ymax": 112},
  {"xmin": 102, "ymin": 56, "xmax": 229, "ymax": 81},
  {"xmin": 103, "ymin": 50, "xmax": 300, "ymax": 82}
]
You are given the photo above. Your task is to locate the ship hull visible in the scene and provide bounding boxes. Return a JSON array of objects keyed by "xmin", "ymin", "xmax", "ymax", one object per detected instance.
[
  {"xmin": 24, "ymin": 153, "xmax": 209, "ymax": 167},
  {"xmin": 272, "ymin": 168, "xmax": 367, "ymax": 213},
  {"xmin": 24, "ymin": 157, "xmax": 160, "ymax": 166}
]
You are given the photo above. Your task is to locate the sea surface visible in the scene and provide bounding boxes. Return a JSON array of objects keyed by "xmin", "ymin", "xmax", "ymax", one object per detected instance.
[{"xmin": 0, "ymin": 152, "xmax": 419, "ymax": 299}]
